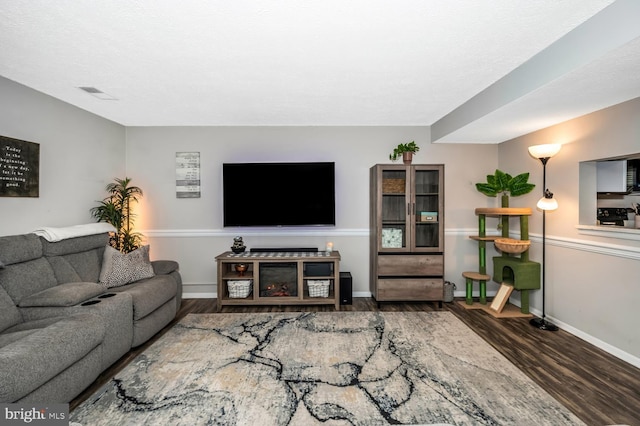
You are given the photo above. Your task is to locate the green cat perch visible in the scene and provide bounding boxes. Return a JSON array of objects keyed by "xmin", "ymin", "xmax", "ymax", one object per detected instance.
[{"xmin": 462, "ymin": 207, "xmax": 540, "ymax": 315}]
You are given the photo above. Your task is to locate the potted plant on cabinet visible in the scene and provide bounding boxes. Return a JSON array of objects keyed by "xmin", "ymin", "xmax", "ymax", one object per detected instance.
[
  {"xmin": 90, "ymin": 177, "xmax": 144, "ymax": 253},
  {"xmin": 389, "ymin": 141, "xmax": 420, "ymax": 164}
]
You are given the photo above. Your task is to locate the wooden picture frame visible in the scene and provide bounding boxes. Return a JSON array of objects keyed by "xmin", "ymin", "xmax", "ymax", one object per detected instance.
[{"xmin": 490, "ymin": 283, "xmax": 514, "ymax": 313}]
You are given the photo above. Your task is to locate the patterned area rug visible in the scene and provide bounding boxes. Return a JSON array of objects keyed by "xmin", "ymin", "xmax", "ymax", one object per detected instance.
[{"xmin": 71, "ymin": 312, "xmax": 584, "ymax": 425}]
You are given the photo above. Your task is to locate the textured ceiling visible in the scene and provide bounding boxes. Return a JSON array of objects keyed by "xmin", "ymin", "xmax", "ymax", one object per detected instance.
[{"xmin": 1, "ymin": 0, "xmax": 639, "ymax": 143}]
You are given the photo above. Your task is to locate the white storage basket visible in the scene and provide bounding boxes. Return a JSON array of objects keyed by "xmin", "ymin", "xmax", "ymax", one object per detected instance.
[
  {"xmin": 307, "ymin": 280, "xmax": 330, "ymax": 298},
  {"xmin": 227, "ymin": 280, "xmax": 252, "ymax": 298}
]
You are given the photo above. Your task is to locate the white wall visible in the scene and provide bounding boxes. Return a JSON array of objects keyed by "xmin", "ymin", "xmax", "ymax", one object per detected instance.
[
  {"xmin": 0, "ymin": 77, "xmax": 126, "ymax": 235},
  {"xmin": 125, "ymin": 126, "xmax": 499, "ymax": 298},
  {"xmin": 3, "ymin": 76, "xmax": 638, "ymax": 367},
  {"xmin": 498, "ymin": 97, "xmax": 640, "ymax": 365}
]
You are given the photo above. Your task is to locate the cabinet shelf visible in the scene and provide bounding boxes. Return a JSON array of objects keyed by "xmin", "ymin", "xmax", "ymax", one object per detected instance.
[
  {"xmin": 370, "ymin": 164, "xmax": 445, "ymax": 305},
  {"xmin": 215, "ymin": 251, "xmax": 341, "ymax": 311}
]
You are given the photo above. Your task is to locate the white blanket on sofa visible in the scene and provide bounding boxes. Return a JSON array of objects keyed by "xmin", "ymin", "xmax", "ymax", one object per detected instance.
[{"xmin": 33, "ymin": 223, "xmax": 116, "ymax": 242}]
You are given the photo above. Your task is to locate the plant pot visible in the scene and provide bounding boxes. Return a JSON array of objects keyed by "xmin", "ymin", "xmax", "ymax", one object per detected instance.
[{"xmin": 402, "ymin": 152, "xmax": 413, "ymax": 165}]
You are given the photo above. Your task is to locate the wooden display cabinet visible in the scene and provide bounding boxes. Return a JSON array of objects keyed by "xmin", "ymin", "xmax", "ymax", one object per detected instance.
[
  {"xmin": 369, "ymin": 164, "xmax": 445, "ymax": 305},
  {"xmin": 215, "ymin": 251, "xmax": 341, "ymax": 311}
]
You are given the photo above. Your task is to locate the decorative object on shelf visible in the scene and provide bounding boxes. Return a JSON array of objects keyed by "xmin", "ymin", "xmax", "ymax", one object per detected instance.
[
  {"xmin": 382, "ymin": 178, "xmax": 405, "ymax": 193},
  {"xmin": 308, "ymin": 280, "xmax": 330, "ymax": 298},
  {"xmin": 234, "ymin": 263, "xmax": 248, "ymax": 276},
  {"xmin": 389, "ymin": 141, "xmax": 420, "ymax": 164},
  {"xmin": 494, "ymin": 238, "xmax": 530, "ymax": 254},
  {"xmin": 632, "ymin": 203, "xmax": 640, "ymax": 229},
  {"xmin": 325, "ymin": 242, "xmax": 333, "ymax": 253},
  {"xmin": 227, "ymin": 280, "xmax": 252, "ymax": 298},
  {"xmin": 528, "ymin": 143, "xmax": 561, "ymax": 331},
  {"xmin": 419, "ymin": 211, "xmax": 438, "ymax": 222},
  {"xmin": 90, "ymin": 177, "xmax": 143, "ymax": 253},
  {"xmin": 231, "ymin": 236, "xmax": 246, "ymax": 253},
  {"xmin": 381, "ymin": 228, "xmax": 403, "ymax": 248},
  {"xmin": 475, "ymin": 169, "xmax": 535, "ymax": 208}
]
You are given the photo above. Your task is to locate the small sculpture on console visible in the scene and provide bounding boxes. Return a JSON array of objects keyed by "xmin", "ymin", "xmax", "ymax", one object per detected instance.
[{"xmin": 231, "ymin": 236, "xmax": 246, "ymax": 253}]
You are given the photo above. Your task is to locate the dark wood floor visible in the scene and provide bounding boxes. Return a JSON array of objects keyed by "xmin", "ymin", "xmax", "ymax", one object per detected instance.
[{"xmin": 71, "ymin": 298, "xmax": 640, "ymax": 425}]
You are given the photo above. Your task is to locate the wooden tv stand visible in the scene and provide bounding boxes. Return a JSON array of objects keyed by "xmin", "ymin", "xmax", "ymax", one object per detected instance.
[{"xmin": 215, "ymin": 251, "xmax": 341, "ymax": 311}]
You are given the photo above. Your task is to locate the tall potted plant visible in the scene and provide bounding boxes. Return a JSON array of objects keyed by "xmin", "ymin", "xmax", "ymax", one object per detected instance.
[{"xmin": 91, "ymin": 177, "xmax": 143, "ymax": 253}]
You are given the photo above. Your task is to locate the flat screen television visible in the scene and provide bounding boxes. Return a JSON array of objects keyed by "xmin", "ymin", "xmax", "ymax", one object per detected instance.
[{"xmin": 223, "ymin": 162, "xmax": 335, "ymax": 227}]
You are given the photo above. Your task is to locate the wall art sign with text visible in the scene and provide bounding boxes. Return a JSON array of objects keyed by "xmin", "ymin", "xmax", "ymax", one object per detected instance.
[
  {"xmin": 0, "ymin": 135, "xmax": 40, "ymax": 197},
  {"xmin": 176, "ymin": 152, "xmax": 201, "ymax": 198}
]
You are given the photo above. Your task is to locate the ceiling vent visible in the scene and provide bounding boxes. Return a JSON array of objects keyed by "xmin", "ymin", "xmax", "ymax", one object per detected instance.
[{"xmin": 78, "ymin": 86, "xmax": 118, "ymax": 100}]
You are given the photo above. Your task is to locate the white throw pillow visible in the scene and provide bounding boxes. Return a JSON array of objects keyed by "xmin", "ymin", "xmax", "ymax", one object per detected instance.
[{"xmin": 99, "ymin": 245, "xmax": 155, "ymax": 288}]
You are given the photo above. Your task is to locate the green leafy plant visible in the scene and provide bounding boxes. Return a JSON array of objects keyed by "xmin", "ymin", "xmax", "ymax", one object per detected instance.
[
  {"xmin": 475, "ymin": 169, "xmax": 535, "ymax": 198},
  {"xmin": 90, "ymin": 177, "xmax": 143, "ymax": 253},
  {"xmin": 389, "ymin": 141, "xmax": 420, "ymax": 161}
]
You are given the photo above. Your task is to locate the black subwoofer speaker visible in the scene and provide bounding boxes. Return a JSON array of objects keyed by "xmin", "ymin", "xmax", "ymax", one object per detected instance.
[{"xmin": 340, "ymin": 271, "xmax": 352, "ymax": 305}]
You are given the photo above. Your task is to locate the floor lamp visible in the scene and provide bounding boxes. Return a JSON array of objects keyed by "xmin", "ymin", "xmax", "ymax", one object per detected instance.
[{"xmin": 528, "ymin": 144, "xmax": 561, "ymax": 332}]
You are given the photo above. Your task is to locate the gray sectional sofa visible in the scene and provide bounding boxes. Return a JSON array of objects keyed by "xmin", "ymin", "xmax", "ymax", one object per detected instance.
[{"xmin": 0, "ymin": 231, "xmax": 182, "ymax": 403}]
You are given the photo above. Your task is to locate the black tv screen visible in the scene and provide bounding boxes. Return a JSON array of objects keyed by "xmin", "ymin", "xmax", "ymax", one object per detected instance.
[{"xmin": 223, "ymin": 162, "xmax": 335, "ymax": 227}]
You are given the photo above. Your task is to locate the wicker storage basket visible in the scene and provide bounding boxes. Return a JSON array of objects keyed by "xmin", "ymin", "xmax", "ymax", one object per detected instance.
[
  {"xmin": 307, "ymin": 280, "xmax": 330, "ymax": 298},
  {"xmin": 382, "ymin": 178, "xmax": 405, "ymax": 193},
  {"xmin": 228, "ymin": 280, "xmax": 252, "ymax": 298},
  {"xmin": 494, "ymin": 238, "xmax": 530, "ymax": 254}
]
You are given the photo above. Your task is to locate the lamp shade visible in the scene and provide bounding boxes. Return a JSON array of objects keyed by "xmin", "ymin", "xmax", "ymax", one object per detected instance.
[
  {"xmin": 528, "ymin": 144, "xmax": 561, "ymax": 159},
  {"xmin": 537, "ymin": 196, "xmax": 558, "ymax": 211}
]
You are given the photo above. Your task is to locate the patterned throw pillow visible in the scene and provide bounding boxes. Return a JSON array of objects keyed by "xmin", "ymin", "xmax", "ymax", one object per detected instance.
[{"xmin": 99, "ymin": 245, "xmax": 155, "ymax": 288}]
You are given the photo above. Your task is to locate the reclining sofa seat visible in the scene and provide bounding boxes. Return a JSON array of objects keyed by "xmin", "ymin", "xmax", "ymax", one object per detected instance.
[
  {"xmin": 0, "ymin": 230, "xmax": 183, "ymax": 403},
  {"xmin": 38, "ymin": 232, "xmax": 183, "ymax": 347},
  {"xmin": 0, "ymin": 234, "xmax": 105, "ymax": 402}
]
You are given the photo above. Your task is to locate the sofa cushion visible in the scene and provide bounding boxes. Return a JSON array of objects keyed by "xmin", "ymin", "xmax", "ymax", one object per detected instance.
[
  {"xmin": 99, "ymin": 245, "xmax": 155, "ymax": 288},
  {"xmin": 0, "ymin": 329, "xmax": 38, "ymax": 349},
  {"xmin": 47, "ymin": 249, "xmax": 104, "ymax": 284},
  {"xmin": 0, "ymin": 317, "xmax": 65, "ymax": 348},
  {"xmin": 111, "ymin": 275, "xmax": 176, "ymax": 320},
  {"xmin": 46, "ymin": 256, "xmax": 82, "ymax": 283},
  {"xmin": 18, "ymin": 282, "xmax": 105, "ymax": 307},
  {"xmin": 0, "ymin": 313, "xmax": 105, "ymax": 402},
  {"xmin": 0, "ymin": 257, "xmax": 58, "ymax": 305},
  {"xmin": 0, "ymin": 234, "xmax": 42, "ymax": 266},
  {"xmin": 0, "ymin": 287, "xmax": 21, "ymax": 334}
]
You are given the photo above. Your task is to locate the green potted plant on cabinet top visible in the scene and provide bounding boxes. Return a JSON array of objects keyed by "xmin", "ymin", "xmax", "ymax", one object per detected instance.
[
  {"xmin": 389, "ymin": 141, "xmax": 420, "ymax": 164},
  {"xmin": 475, "ymin": 169, "xmax": 535, "ymax": 207},
  {"xmin": 90, "ymin": 177, "xmax": 143, "ymax": 253}
]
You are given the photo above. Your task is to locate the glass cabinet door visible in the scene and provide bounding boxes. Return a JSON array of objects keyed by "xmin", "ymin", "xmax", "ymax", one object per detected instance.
[
  {"xmin": 380, "ymin": 168, "xmax": 409, "ymax": 251},
  {"xmin": 412, "ymin": 166, "xmax": 443, "ymax": 251}
]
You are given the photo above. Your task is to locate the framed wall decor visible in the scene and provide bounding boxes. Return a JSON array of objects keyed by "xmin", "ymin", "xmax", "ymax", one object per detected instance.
[
  {"xmin": 176, "ymin": 152, "xmax": 200, "ymax": 198},
  {"xmin": 0, "ymin": 135, "xmax": 40, "ymax": 197}
]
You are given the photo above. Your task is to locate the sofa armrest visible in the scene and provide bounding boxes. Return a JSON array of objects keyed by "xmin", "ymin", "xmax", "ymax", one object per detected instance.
[{"xmin": 151, "ymin": 260, "xmax": 179, "ymax": 275}]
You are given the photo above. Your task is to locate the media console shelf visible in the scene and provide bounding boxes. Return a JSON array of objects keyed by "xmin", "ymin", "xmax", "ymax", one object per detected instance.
[{"xmin": 215, "ymin": 251, "xmax": 341, "ymax": 311}]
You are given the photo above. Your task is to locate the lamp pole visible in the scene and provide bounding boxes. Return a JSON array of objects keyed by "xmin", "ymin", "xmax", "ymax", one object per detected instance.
[
  {"xmin": 530, "ymin": 157, "xmax": 558, "ymax": 331},
  {"xmin": 527, "ymin": 144, "xmax": 561, "ymax": 332}
]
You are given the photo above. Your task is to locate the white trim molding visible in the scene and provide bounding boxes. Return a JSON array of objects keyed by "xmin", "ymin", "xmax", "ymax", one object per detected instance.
[
  {"xmin": 143, "ymin": 228, "xmax": 369, "ymax": 238},
  {"xmin": 527, "ymin": 231, "xmax": 640, "ymax": 261}
]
